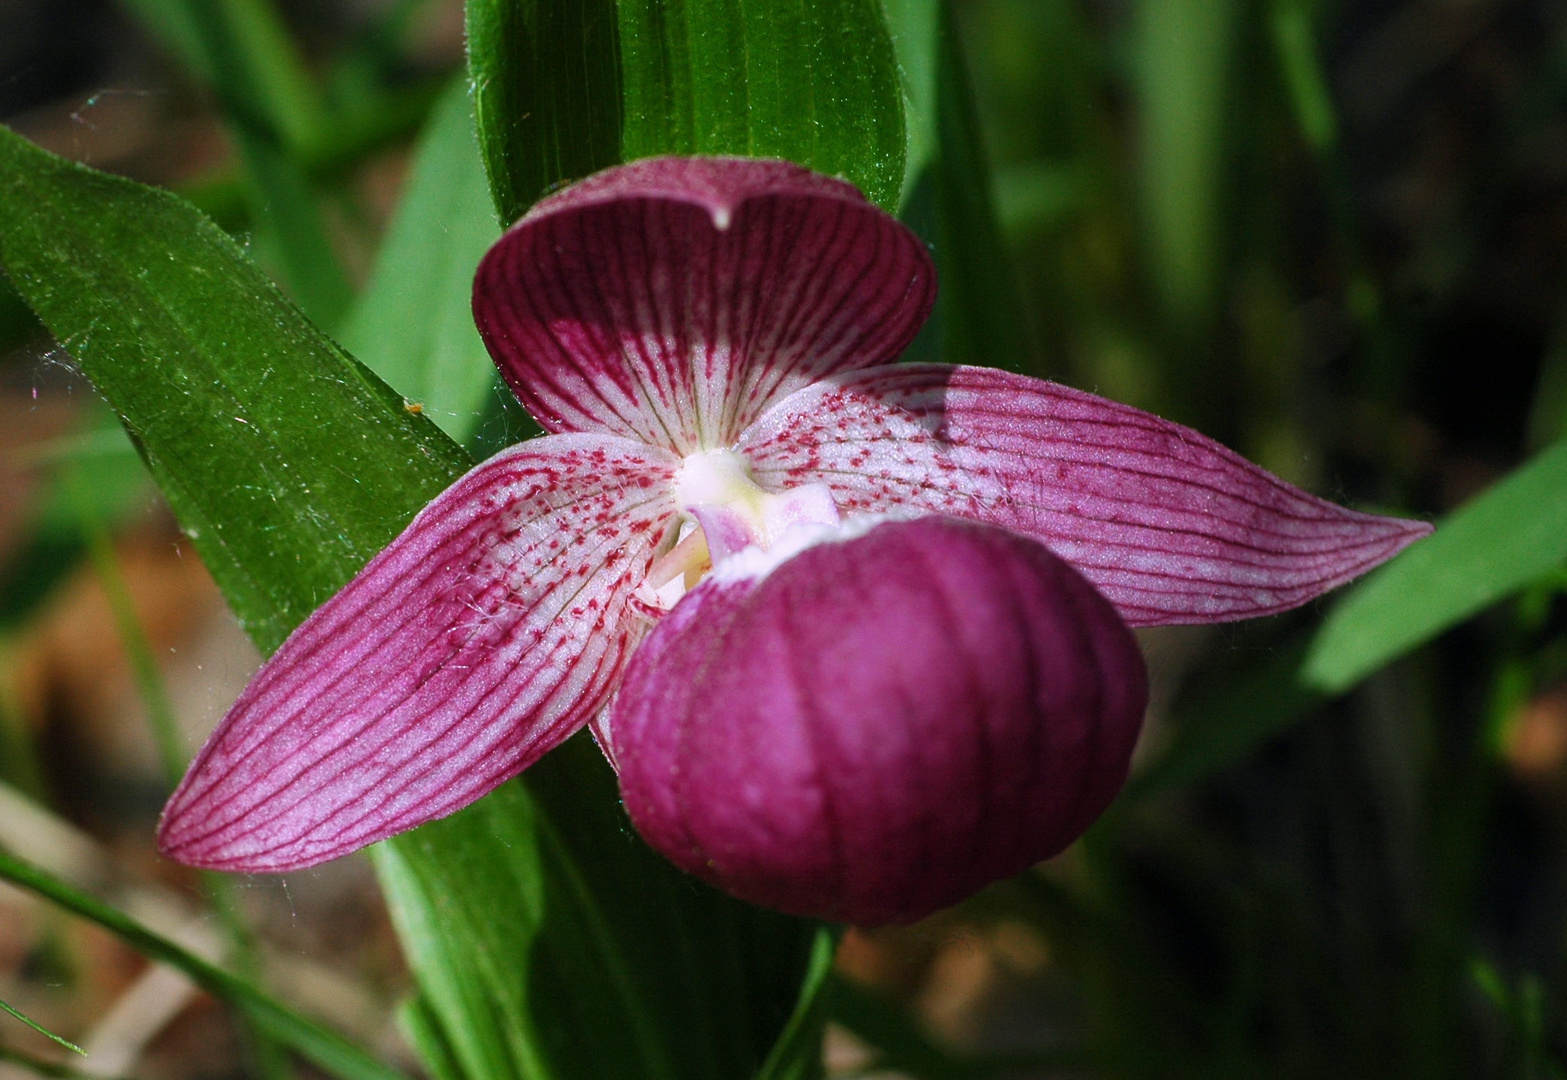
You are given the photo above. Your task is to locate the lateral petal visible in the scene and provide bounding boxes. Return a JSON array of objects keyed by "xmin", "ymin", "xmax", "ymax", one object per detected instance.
[
  {"xmin": 158, "ymin": 435, "xmax": 679, "ymax": 872},
  {"xmin": 738, "ymin": 365, "xmax": 1433, "ymax": 625},
  {"xmin": 473, "ymin": 157, "xmax": 935, "ymax": 454}
]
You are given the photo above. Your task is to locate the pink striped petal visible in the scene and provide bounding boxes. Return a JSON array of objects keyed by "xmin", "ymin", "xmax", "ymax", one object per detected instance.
[
  {"xmin": 158, "ymin": 435, "xmax": 679, "ymax": 872},
  {"xmin": 738, "ymin": 365, "xmax": 1433, "ymax": 626},
  {"xmin": 472, "ymin": 157, "xmax": 935, "ymax": 455}
]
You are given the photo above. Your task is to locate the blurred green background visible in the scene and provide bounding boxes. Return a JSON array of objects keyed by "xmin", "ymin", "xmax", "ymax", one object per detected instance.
[{"xmin": 1, "ymin": 0, "xmax": 1566, "ymax": 1077}]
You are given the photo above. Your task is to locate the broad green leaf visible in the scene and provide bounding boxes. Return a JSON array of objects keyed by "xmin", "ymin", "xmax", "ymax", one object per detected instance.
[
  {"xmin": 0, "ymin": 848, "xmax": 408, "ymax": 1080},
  {"xmin": 0, "ymin": 126, "xmax": 823, "ymax": 1080},
  {"xmin": 1303, "ymin": 440, "xmax": 1567, "ymax": 693},
  {"xmin": 616, "ymin": 0, "xmax": 906, "ymax": 213},
  {"xmin": 466, "ymin": 0, "xmax": 623, "ymax": 225},
  {"xmin": 372, "ymin": 787, "xmax": 553, "ymax": 1080},
  {"xmin": 1, "ymin": 995, "xmax": 84, "ymax": 1055},
  {"xmin": 468, "ymin": 0, "xmax": 907, "ymax": 222},
  {"xmin": 0, "ymin": 123, "xmax": 469, "ymax": 654},
  {"xmin": 377, "ymin": 737, "xmax": 822, "ymax": 1080},
  {"xmin": 342, "ymin": 79, "xmax": 500, "ymax": 443}
]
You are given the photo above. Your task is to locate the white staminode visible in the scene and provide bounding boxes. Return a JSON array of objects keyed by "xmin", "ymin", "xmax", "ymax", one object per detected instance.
[
  {"xmin": 675, "ymin": 449, "xmax": 840, "ymax": 548},
  {"xmin": 674, "ymin": 449, "xmax": 767, "ymax": 519},
  {"xmin": 710, "ymin": 512, "xmax": 893, "ymax": 583},
  {"xmin": 670, "ymin": 448, "xmax": 908, "ymax": 583}
]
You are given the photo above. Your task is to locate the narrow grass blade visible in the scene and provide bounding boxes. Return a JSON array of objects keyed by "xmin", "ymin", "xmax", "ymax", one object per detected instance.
[
  {"xmin": 120, "ymin": 0, "xmax": 327, "ymax": 151},
  {"xmin": 1132, "ymin": 0, "xmax": 1241, "ymax": 339},
  {"xmin": 1304, "ymin": 441, "xmax": 1567, "ymax": 693},
  {"xmin": 1, "ymin": 998, "xmax": 84, "ymax": 1056},
  {"xmin": 753, "ymin": 926, "xmax": 837, "ymax": 1080},
  {"xmin": 0, "ymin": 850, "xmax": 406, "ymax": 1080},
  {"xmin": 927, "ymin": 3, "xmax": 1034, "ymax": 371}
]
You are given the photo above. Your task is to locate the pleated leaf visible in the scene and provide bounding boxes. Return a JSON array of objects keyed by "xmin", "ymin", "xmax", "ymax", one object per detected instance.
[
  {"xmin": 0, "ymin": 127, "xmax": 824, "ymax": 1080},
  {"xmin": 468, "ymin": 0, "xmax": 906, "ymax": 223},
  {"xmin": 0, "ymin": 123, "xmax": 467, "ymax": 654},
  {"xmin": 376, "ymin": 738, "xmax": 823, "ymax": 1080}
]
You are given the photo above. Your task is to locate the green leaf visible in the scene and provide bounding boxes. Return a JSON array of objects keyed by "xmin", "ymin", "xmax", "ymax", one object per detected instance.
[
  {"xmin": 617, "ymin": 0, "xmax": 906, "ymax": 213},
  {"xmin": 397, "ymin": 997, "xmax": 467, "ymax": 1080},
  {"xmin": 880, "ymin": 0, "xmax": 939, "ymax": 206},
  {"xmin": 926, "ymin": 4, "xmax": 1032, "ymax": 371},
  {"xmin": 753, "ymin": 928, "xmax": 836, "ymax": 1080},
  {"xmin": 1303, "ymin": 440, "xmax": 1567, "ymax": 693},
  {"xmin": 0, "ymin": 848, "xmax": 408, "ymax": 1080},
  {"xmin": 377, "ymin": 736, "xmax": 822, "ymax": 1080},
  {"xmin": 468, "ymin": 0, "xmax": 907, "ymax": 223},
  {"xmin": 466, "ymin": 0, "xmax": 624, "ymax": 226},
  {"xmin": 1131, "ymin": 0, "xmax": 1242, "ymax": 337},
  {"xmin": 235, "ymin": 132, "xmax": 354, "ymax": 330},
  {"xmin": 67, "ymin": 467, "xmax": 187, "ymax": 782},
  {"xmin": 1529, "ymin": 322, "xmax": 1567, "ymax": 451},
  {"xmin": 1, "ymin": 410, "xmax": 154, "ymax": 635},
  {"xmin": 1, "ymin": 995, "xmax": 84, "ymax": 1055},
  {"xmin": 0, "ymin": 123, "xmax": 469, "ymax": 654},
  {"xmin": 1268, "ymin": 0, "xmax": 1337, "ymax": 154},
  {"xmin": 0, "ymin": 124, "xmax": 823, "ymax": 1080},
  {"xmin": 1, "ymin": 1041, "xmax": 118, "ymax": 1080},
  {"xmin": 342, "ymin": 79, "xmax": 501, "ymax": 443}
]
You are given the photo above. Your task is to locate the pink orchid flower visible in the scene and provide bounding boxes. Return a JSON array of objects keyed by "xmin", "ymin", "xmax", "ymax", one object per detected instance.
[{"xmin": 157, "ymin": 156, "xmax": 1431, "ymax": 926}]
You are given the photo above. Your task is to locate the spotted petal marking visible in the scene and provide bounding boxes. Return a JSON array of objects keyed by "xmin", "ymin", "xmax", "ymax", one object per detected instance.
[
  {"xmin": 739, "ymin": 364, "xmax": 1433, "ymax": 625},
  {"xmin": 473, "ymin": 157, "xmax": 935, "ymax": 455},
  {"xmin": 158, "ymin": 435, "xmax": 679, "ymax": 872}
]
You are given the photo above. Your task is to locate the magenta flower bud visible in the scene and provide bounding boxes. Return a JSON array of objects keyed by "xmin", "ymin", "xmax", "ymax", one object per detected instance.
[{"xmin": 610, "ymin": 516, "xmax": 1150, "ymax": 926}]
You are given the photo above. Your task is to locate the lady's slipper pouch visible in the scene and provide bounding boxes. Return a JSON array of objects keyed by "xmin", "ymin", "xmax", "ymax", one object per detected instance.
[{"xmin": 157, "ymin": 157, "xmax": 1431, "ymax": 925}]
